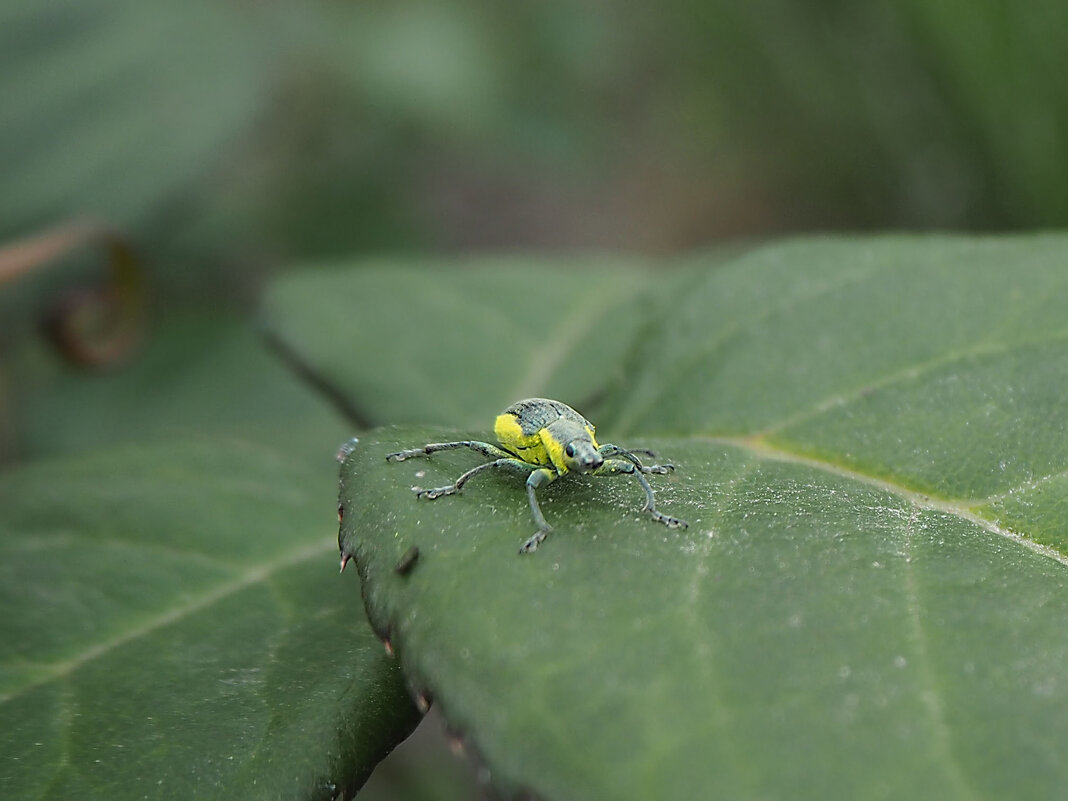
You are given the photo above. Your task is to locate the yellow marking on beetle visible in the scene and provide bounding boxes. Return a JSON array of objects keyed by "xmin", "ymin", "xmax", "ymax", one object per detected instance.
[
  {"xmin": 541, "ymin": 428, "xmax": 567, "ymax": 474},
  {"xmin": 496, "ymin": 412, "xmax": 552, "ymax": 466}
]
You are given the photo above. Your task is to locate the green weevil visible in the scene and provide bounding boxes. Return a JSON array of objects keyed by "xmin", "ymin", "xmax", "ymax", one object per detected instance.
[{"xmin": 386, "ymin": 398, "xmax": 688, "ymax": 553}]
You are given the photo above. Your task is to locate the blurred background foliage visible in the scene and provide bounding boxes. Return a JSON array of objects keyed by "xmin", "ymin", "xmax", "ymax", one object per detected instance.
[
  {"xmin": 3, "ymin": 0, "xmax": 1066, "ymax": 288},
  {"xmin": 2, "ymin": 0, "xmax": 1065, "ymax": 797}
]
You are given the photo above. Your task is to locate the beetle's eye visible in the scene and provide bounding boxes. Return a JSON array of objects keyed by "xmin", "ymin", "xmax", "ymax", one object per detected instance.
[{"xmin": 565, "ymin": 443, "xmax": 575, "ymax": 457}]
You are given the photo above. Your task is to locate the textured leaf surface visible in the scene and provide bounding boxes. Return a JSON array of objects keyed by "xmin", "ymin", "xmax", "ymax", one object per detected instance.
[
  {"xmin": 0, "ymin": 439, "xmax": 419, "ymax": 800},
  {"xmin": 338, "ymin": 237, "xmax": 1068, "ymax": 800},
  {"xmin": 262, "ymin": 257, "xmax": 652, "ymax": 427}
]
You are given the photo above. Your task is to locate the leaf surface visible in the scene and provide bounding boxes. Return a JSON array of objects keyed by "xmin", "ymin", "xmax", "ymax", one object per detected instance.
[
  {"xmin": 0, "ymin": 439, "xmax": 419, "ymax": 800},
  {"xmin": 338, "ymin": 237, "xmax": 1068, "ymax": 800},
  {"xmin": 2, "ymin": 313, "xmax": 420, "ymax": 799},
  {"xmin": 262, "ymin": 257, "xmax": 652, "ymax": 427}
]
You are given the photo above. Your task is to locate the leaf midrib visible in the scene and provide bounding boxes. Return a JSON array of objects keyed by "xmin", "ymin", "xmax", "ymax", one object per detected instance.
[
  {"xmin": 683, "ymin": 459, "xmax": 759, "ymax": 795},
  {"xmin": 710, "ymin": 434, "xmax": 1068, "ymax": 569},
  {"xmin": 510, "ymin": 274, "xmax": 642, "ymax": 401},
  {"xmin": 0, "ymin": 536, "xmax": 336, "ymax": 704},
  {"xmin": 899, "ymin": 505, "xmax": 979, "ymax": 801}
]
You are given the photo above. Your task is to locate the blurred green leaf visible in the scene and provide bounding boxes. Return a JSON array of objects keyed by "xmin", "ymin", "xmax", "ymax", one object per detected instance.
[
  {"xmin": 0, "ymin": 438, "xmax": 420, "ymax": 800},
  {"xmin": 8, "ymin": 311, "xmax": 343, "ymax": 460},
  {"xmin": 320, "ymin": 3, "xmax": 505, "ymax": 137},
  {"xmin": 894, "ymin": 0, "xmax": 1068, "ymax": 222},
  {"xmin": 338, "ymin": 237, "xmax": 1068, "ymax": 800},
  {"xmin": 262, "ymin": 257, "xmax": 653, "ymax": 428},
  {"xmin": 1, "ymin": 307, "xmax": 423, "ymax": 798},
  {"xmin": 0, "ymin": 0, "xmax": 270, "ymax": 239}
]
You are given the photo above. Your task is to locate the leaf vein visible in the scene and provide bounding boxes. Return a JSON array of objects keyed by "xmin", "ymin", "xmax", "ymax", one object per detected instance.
[
  {"xmin": 758, "ymin": 328, "xmax": 1068, "ymax": 438},
  {"xmin": 705, "ymin": 435, "xmax": 1068, "ymax": 569},
  {"xmin": 616, "ymin": 259, "xmax": 889, "ymax": 431},
  {"xmin": 0, "ymin": 536, "xmax": 335, "ymax": 705},
  {"xmin": 683, "ymin": 458, "xmax": 759, "ymax": 792},
  {"xmin": 969, "ymin": 466, "xmax": 1068, "ymax": 507},
  {"xmin": 901, "ymin": 505, "xmax": 979, "ymax": 800},
  {"xmin": 511, "ymin": 276, "xmax": 640, "ymax": 401}
]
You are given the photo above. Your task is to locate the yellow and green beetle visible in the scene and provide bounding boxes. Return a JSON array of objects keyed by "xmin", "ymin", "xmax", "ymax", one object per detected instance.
[{"xmin": 386, "ymin": 398, "xmax": 687, "ymax": 553}]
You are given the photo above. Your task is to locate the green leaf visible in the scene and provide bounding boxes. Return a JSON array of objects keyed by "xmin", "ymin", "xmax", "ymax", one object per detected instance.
[
  {"xmin": 3, "ymin": 312, "xmax": 422, "ymax": 798},
  {"xmin": 262, "ymin": 257, "xmax": 653, "ymax": 428},
  {"xmin": 338, "ymin": 236, "xmax": 1068, "ymax": 800},
  {"xmin": 0, "ymin": 438, "xmax": 420, "ymax": 800},
  {"xmin": 8, "ymin": 311, "xmax": 345, "ymax": 460}
]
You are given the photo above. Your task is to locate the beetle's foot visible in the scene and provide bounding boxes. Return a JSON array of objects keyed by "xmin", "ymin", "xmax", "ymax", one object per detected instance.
[
  {"xmin": 414, "ymin": 485, "xmax": 456, "ymax": 500},
  {"xmin": 519, "ymin": 528, "xmax": 552, "ymax": 554},
  {"xmin": 386, "ymin": 448, "xmax": 427, "ymax": 462},
  {"xmin": 641, "ymin": 463, "xmax": 674, "ymax": 475},
  {"xmin": 650, "ymin": 510, "xmax": 687, "ymax": 529}
]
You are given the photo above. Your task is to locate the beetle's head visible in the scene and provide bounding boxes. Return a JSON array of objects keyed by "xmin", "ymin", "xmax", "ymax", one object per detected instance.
[{"xmin": 563, "ymin": 438, "xmax": 603, "ymax": 474}]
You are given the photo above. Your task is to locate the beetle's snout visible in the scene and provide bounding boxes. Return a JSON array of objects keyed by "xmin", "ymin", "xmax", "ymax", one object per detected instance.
[
  {"xmin": 581, "ymin": 452, "xmax": 603, "ymax": 470},
  {"xmin": 564, "ymin": 440, "xmax": 603, "ymax": 473}
]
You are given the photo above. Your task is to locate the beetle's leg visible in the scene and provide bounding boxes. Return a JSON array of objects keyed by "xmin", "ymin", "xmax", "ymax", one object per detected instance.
[
  {"xmin": 415, "ymin": 457, "xmax": 539, "ymax": 499},
  {"xmin": 519, "ymin": 468, "xmax": 557, "ymax": 554},
  {"xmin": 415, "ymin": 458, "xmax": 558, "ymax": 554},
  {"xmin": 592, "ymin": 459, "xmax": 688, "ymax": 529},
  {"xmin": 598, "ymin": 443, "xmax": 675, "ymax": 475},
  {"xmin": 603, "ymin": 446, "xmax": 658, "ymax": 459},
  {"xmin": 387, "ymin": 440, "xmax": 514, "ymax": 462}
]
